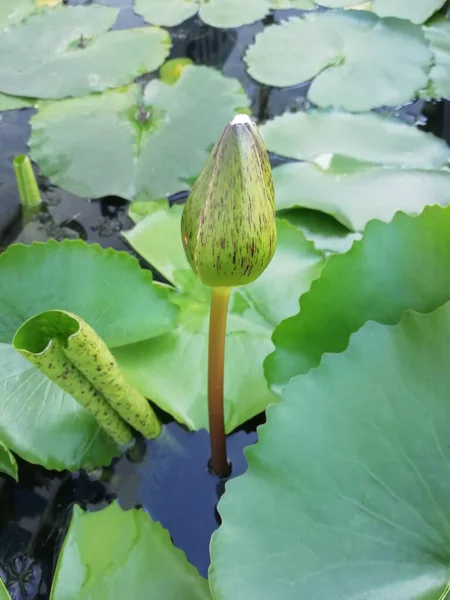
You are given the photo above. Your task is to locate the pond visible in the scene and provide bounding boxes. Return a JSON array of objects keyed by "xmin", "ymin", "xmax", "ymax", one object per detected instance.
[{"xmin": 1, "ymin": 1, "xmax": 450, "ymax": 599}]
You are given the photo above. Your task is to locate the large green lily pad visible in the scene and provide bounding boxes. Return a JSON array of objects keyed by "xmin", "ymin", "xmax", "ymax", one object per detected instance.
[
  {"xmin": 245, "ymin": 10, "xmax": 431, "ymax": 111},
  {"xmin": 265, "ymin": 204, "xmax": 450, "ymax": 390},
  {"xmin": 51, "ymin": 501, "xmax": 211, "ymax": 599},
  {"xmin": 0, "ymin": 241, "xmax": 177, "ymax": 470},
  {"xmin": 30, "ymin": 66, "xmax": 250, "ymax": 200},
  {"xmin": 0, "ymin": 581, "xmax": 10, "ymax": 600},
  {"xmin": 424, "ymin": 17, "xmax": 450, "ymax": 99},
  {"xmin": 0, "ymin": 5, "xmax": 171, "ymax": 99},
  {"xmin": 273, "ymin": 160, "xmax": 450, "ymax": 231},
  {"xmin": 260, "ymin": 110, "xmax": 450, "ymax": 168},
  {"xmin": 135, "ymin": 0, "xmax": 314, "ymax": 28},
  {"xmin": 211, "ymin": 304, "xmax": 450, "ymax": 600},
  {"xmin": 0, "ymin": 0, "xmax": 62, "ymax": 29},
  {"xmin": 0, "ymin": 441, "xmax": 18, "ymax": 480},
  {"xmin": 0, "ymin": 93, "xmax": 33, "ymax": 112},
  {"xmin": 319, "ymin": 0, "xmax": 446, "ymax": 23},
  {"xmin": 117, "ymin": 203, "xmax": 324, "ymax": 432}
]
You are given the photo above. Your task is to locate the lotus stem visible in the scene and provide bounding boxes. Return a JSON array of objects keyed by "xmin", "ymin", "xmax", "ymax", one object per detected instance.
[
  {"xmin": 13, "ymin": 155, "xmax": 41, "ymax": 208},
  {"xmin": 208, "ymin": 286, "xmax": 232, "ymax": 477}
]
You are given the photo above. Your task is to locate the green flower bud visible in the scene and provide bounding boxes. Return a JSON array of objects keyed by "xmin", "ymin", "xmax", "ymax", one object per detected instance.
[{"xmin": 181, "ymin": 114, "xmax": 276, "ymax": 288}]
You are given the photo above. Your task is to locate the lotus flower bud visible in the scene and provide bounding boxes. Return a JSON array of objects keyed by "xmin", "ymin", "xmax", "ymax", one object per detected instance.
[{"xmin": 181, "ymin": 114, "xmax": 276, "ymax": 288}]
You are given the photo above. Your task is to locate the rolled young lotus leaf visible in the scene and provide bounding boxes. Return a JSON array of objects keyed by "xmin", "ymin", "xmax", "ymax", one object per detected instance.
[
  {"xmin": 181, "ymin": 114, "xmax": 276, "ymax": 287},
  {"xmin": 13, "ymin": 310, "xmax": 161, "ymax": 444}
]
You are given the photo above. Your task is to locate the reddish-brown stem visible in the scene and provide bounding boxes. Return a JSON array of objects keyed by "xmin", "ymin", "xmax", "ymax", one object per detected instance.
[{"xmin": 208, "ymin": 286, "xmax": 232, "ymax": 477}]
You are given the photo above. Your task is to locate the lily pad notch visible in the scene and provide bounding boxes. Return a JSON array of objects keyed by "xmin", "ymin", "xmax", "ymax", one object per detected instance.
[{"xmin": 14, "ymin": 310, "xmax": 161, "ymax": 445}]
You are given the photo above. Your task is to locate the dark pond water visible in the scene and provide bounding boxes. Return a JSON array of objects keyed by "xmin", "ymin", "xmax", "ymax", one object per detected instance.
[{"xmin": 1, "ymin": 1, "xmax": 450, "ymax": 597}]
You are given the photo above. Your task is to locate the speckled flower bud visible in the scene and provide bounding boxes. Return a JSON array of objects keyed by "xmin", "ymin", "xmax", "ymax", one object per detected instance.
[{"xmin": 181, "ymin": 114, "xmax": 276, "ymax": 287}]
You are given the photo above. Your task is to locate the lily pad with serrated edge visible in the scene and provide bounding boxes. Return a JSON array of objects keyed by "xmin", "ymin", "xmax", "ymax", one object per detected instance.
[
  {"xmin": 260, "ymin": 110, "xmax": 450, "ymax": 167},
  {"xmin": 273, "ymin": 160, "xmax": 450, "ymax": 231},
  {"xmin": 211, "ymin": 303, "xmax": 450, "ymax": 600},
  {"xmin": 0, "ymin": 240, "xmax": 177, "ymax": 471},
  {"xmin": 117, "ymin": 202, "xmax": 325, "ymax": 432},
  {"xmin": 319, "ymin": 0, "xmax": 446, "ymax": 23},
  {"xmin": 265, "ymin": 203, "xmax": 450, "ymax": 391},
  {"xmin": 134, "ymin": 0, "xmax": 314, "ymax": 28},
  {"xmin": 424, "ymin": 16, "xmax": 450, "ymax": 99},
  {"xmin": 50, "ymin": 502, "xmax": 211, "ymax": 599},
  {"xmin": 0, "ymin": 5, "xmax": 171, "ymax": 99},
  {"xmin": 0, "ymin": 0, "xmax": 62, "ymax": 29},
  {"xmin": 245, "ymin": 10, "xmax": 431, "ymax": 111},
  {"xmin": 30, "ymin": 66, "xmax": 250, "ymax": 200}
]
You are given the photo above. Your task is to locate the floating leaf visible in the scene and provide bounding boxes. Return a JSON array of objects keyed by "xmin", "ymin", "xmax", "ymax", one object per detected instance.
[
  {"xmin": 424, "ymin": 16, "xmax": 450, "ymax": 99},
  {"xmin": 159, "ymin": 58, "xmax": 193, "ymax": 84},
  {"xmin": 372, "ymin": 0, "xmax": 447, "ymax": 24},
  {"xmin": 273, "ymin": 161, "xmax": 450, "ymax": 231},
  {"xmin": 0, "ymin": 5, "xmax": 171, "ymax": 99},
  {"xmin": 117, "ymin": 203, "xmax": 324, "ymax": 431},
  {"xmin": 265, "ymin": 204, "xmax": 450, "ymax": 390},
  {"xmin": 0, "ymin": 581, "xmax": 10, "ymax": 600},
  {"xmin": 245, "ymin": 10, "xmax": 431, "ymax": 111},
  {"xmin": 0, "ymin": 241, "xmax": 177, "ymax": 470},
  {"xmin": 280, "ymin": 208, "xmax": 361, "ymax": 255},
  {"xmin": 0, "ymin": 440, "xmax": 18, "ymax": 480},
  {"xmin": 0, "ymin": 0, "xmax": 60, "ymax": 29},
  {"xmin": 0, "ymin": 93, "xmax": 34, "ymax": 112},
  {"xmin": 51, "ymin": 501, "xmax": 211, "ymax": 599},
  {"xmin": 30, "ymin": 66, "xmax": 250, "ymax": 200},
  {"xmin": 260, "ymin": 110, "xmax": 450, "ymax": 167},
  {"xmin": 211, "ymin": 305, "xmax": 450, "ymax": 600},
  {"xmin": 135, "ymin": 0, "xmax": 314, "ymax": 28}
]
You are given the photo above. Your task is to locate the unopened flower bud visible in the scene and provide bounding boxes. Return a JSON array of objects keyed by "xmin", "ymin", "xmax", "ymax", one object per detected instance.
[{"xmin": 181, "ymin": 114, "xmax": 276, "ymax": 288}]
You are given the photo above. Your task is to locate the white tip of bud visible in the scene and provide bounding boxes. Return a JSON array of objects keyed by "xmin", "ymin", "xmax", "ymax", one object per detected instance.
[{"xmin": 231, "ymin": 113, "xmax": 253, "ymax": 126}]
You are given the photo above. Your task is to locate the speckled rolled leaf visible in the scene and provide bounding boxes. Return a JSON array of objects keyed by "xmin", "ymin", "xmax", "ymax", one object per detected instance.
[
  {"xmin": 0, "ymin": 440, "xmax": 18, "ymax": 480},
  {"xmin": 273, "ymin": 161, "xmax": 450, "ymax": 231},
  {"xmin": 30, "ymin": 66, "xmax": 250, "ymax": 200},
  {"xmin": 265, "ymin": 204, "xmax": 450, "ymax": 391},
  {"xmin": 424, "ymin": 17, "xmax": 450, "ymax": 99},
  {"xmin": 14, "ymin": 310, "xmax": 161, "ymax": 443},
  {"xmin": 50, "ymin": 502, "xmax": 212, "ymax": 600},
  {"xmin": 245, "ymin": 10, "xmax": 431, "ymax": 111},
  {"xmin": 211, "ymin": 305, "xmax": 450, "ymax": 600},
  {"xmin": 0, "ymin": 5, "xmax": 171, "ymax": 99},
  {"xmin": 135, "ymin": 0, "xmax": 314, "ymax": 28},
  {"xmin": 260, "ymin": 110, "xmax": 450, "ymax": 167},
  {"xmin": 181, "ymin": 115, "xmax": 276, "ymax": 287},
  {"xmin": 0, "ymin": 241, "xmax": 177, "ymax": 470},
  {"xmin": 120, "ymin": 203, "xmax": 324, "ymax": 431}
]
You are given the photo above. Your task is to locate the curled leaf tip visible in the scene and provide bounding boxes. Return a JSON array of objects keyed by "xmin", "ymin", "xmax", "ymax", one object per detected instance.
[{"xmin": 181, "ymin": 114, "xmax": 276, "ymax": 288}]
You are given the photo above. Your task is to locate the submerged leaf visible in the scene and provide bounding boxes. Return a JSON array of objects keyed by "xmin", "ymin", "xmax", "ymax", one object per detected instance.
[
  {"xmin": 0, "ymin": 5, "xmax": 171, "ymax": 99},
  {"xmin": 0, "ymin": 241, "xmax": 177, "ymax": 470},
  {"xmin": 211, "ymin": 304, "xmax": 450, "ymax": 600},
  {"xmin": 266, "ymin": 204, "xmax": 450, "ymax": 390},
  {"xmin": 181, "ymin": 115, "xmax": 276, "ymax": 287},
  {"xmin": 119, "ymin": 203, "xmax": 324, "ymax": 431},
  {"xmin": 51, "ymin": 502, "xmax": 211, "ymax": 599},
  {"xmin": 0, "ymin": 440, "xmax": 18, "ymax": 480},
  {"xmin": 245, "ymin": 10, "xmax": 431, "ymax": 110}
]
